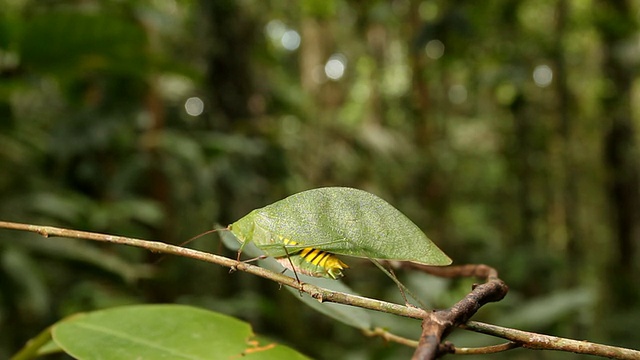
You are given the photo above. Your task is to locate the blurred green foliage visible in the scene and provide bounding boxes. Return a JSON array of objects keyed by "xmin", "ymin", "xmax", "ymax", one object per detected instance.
[{"xmin": 0, "ymin": 0, "xmax": 639, "ymax": 359}]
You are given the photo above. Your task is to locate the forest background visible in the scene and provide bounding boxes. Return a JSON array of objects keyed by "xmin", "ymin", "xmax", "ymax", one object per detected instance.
[{"xmin": 1, "ymin": 0, "xmax": 639, "ymax": 359}]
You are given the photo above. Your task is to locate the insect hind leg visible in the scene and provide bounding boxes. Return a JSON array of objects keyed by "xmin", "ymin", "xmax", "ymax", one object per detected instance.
[
  {"xmin": 280, "ymin": 244, "xmax": 303, "ymax": 286},
  {"xmin": 370, "ymin": 259, "xmax": 426, "ymax": 309}
]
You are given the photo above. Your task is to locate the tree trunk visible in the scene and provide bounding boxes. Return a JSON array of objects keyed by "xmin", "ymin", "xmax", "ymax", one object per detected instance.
[{"xmin": 598, "ymin": 0, "xmax": 640, "ymax": 307}]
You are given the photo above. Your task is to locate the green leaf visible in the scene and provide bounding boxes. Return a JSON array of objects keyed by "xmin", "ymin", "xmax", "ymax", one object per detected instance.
[{"xmin": 51, "ymin": 304, "xmax": 310, "ymax": 360}]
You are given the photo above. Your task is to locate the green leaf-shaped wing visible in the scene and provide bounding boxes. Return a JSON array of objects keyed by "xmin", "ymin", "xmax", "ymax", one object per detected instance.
[{"xmin": 231, "ymin": 187, "xmax": 452, "ymax": 266}]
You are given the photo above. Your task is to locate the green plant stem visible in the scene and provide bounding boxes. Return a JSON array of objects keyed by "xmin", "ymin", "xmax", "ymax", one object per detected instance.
[{"xmin": 10, "ymin": 326, "xmax": 54, "ymax": 360}]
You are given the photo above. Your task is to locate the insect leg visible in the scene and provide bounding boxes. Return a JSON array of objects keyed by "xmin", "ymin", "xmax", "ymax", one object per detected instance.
[
  {"xmin": 231, "ymin": 244, "xmax": 267, "ymax": 274},
  {"xmin": 370, "ymin": 259, "xmax": 427, "ymax": 309},
  {"xmin": 281, "ymin": 244, "xmax": 303, "ymax": 287},
  {"xmin": 389, "ymin": 268, "xmax": 411, "ymax": 305}
]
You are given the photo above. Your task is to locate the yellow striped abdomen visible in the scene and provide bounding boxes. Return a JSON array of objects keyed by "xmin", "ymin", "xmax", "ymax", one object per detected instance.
[{"xmin": 278, "ymin": 237, "xmax": 348, "ymax": 279}]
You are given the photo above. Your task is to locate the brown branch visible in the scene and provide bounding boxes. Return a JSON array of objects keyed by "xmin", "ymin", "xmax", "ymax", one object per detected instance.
[
  {"xmin": 0, "ymin": 221, "xmax": 426, "ymax": 319},
  {"xmin": 388, "ymin": 262, "xmax": 499, "ymax": 279},
  {"xmin": 463, "ymin": 321, "xmax": 640, "ymax": 360},
  {"xmin": 364, "ymin": 329, "xmax": 522, "ymax": 355},
  {"xmin": 410, "ymin": 264, "xmax": 509, "ymax": 360},
  {"xmin": 364, "ymin": 327, "xmax": 419, "ymax": 348},
  {"xmin": 2, "ymin": 221, "xmax": 640, "ymax": 359},
  {"xmin": 391, "ymin": 261, "xmax": 640, "ymax": 360}
]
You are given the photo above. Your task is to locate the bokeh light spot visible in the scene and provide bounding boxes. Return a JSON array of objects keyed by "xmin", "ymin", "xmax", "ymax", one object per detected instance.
[
  {"xmin": 184, "ymin": 97, "xmax": 204, "ymax": 116},
  {"xmin": 425, "ymin": 39, "xmax": 445, "ymax": 59},
  {"xmin": 325, "ymin": 53, "xmax": 347, "ymax": 80},
  {"xmin": 533, "ymin": 65, "xmax": 553, "ymax": 87},
  {"xmin": 281, "ymin": 29, "xmax": 301, "ymax": 51},
  {"xmin": 265, "ymin": 19, "xmax": 286, "ymax": 41}
]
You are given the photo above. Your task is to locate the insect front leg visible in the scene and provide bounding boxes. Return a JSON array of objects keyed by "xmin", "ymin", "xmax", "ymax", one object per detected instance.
[{"xmin": 229, "ymin": 243, "xmax": 268, "ymax": 274}]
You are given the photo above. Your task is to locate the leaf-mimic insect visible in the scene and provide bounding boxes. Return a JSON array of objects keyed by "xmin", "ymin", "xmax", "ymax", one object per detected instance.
[{"xmin": 228, "ymin": 187, "xmax": 452, "ymax": 279}]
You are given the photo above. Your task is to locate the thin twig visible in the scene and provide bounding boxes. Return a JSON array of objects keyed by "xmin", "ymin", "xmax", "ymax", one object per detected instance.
[
  {"xmin": 463, "ymin": 321, "xmax": 640, "ymax": 360},
  {"xmin": 383, "ymin": 261, "xmax": 498, "ymax": 280},
  {"xmin": 449, "ymin": 341, "xmax": 521, "ymax": 355},
  {"xmin": 363, "ymin": 327, "xmax": 419, "ymax": 348}
]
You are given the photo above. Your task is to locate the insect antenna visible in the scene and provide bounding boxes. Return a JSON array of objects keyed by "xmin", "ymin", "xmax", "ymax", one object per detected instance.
[
  {"xmin": 181, "ymin": 228, "xmax": 227, "ymax": 247},
  {"xmin": 170, "ymin": 227, "xmax": 260, "ymax": 276},
  {"xmin": 370, "ymin": 259, "xmax": 427, "ymax": 309},
  {"xmin": 154, "ymin": 227, "xmax": 228, "ymax": 265}
]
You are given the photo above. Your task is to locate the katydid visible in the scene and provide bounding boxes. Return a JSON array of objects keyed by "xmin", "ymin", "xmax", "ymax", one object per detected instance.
[{"xmin": 228, "ymin": 187, "xmax": 451, "ymax": 279}]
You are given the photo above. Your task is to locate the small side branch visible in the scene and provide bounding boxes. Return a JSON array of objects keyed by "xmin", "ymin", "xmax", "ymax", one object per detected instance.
[
  {"xmin": 464, "ymin": 321, "xmax": 640, "ymax": 360},
  {"xmin": 364, "ymin": 327, "xmax": 419, "ymax": 348},
  {"xmin": 410, "ymin": 265, "xmax": 509, "ymax": 360},
  {"xmin": 448, "ymin": 341, "xmax": 521, "ymax": 355}
]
